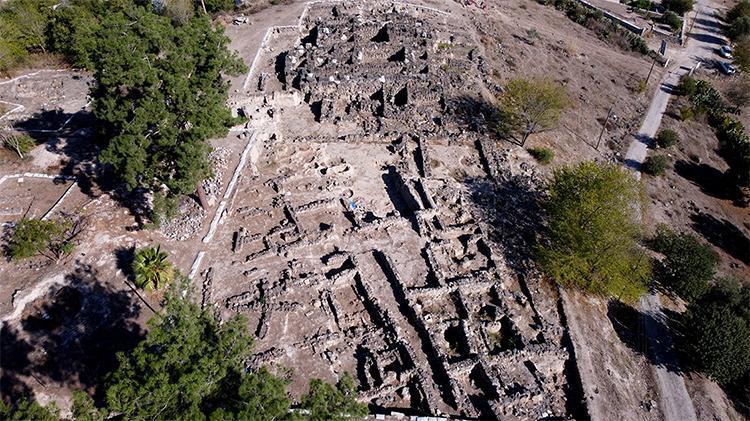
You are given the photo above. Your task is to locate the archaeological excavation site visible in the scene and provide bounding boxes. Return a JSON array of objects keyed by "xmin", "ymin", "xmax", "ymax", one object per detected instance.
[
  {"xmin": 2, "ymin": 0, "xmax": 748, "ymax": 419},
  {"xmin": 204, "ymin": 2, "xmax": 573, "ymax": 418}
]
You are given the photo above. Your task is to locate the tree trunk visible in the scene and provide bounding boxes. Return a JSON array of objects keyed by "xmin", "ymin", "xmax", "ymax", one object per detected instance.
[{"xmin": 196, "ymin": 183, "xmax": 209, "ymax": 209}]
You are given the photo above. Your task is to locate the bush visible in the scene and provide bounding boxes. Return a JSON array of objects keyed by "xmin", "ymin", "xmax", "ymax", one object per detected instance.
[
  {"xmin": 656, "ymin": 128, "xmax": 679, "ymax": 147},
  {"xmin": 8, "ymin": 217, "xmax": 78, "ymax": 261},
  {"xmin": 734, "ymin": 37, "xmax": 750, "ymax": 72},
  {"xmin": 538, "ymin": 161, "xmax": 650, "ymax": 302},
  {"xmin": 651, "ymin": 225, "xmax": 717, "ymax": 302},
  {"xmin": 528, "ymin": 147, "xmax": 555, "ymax": 164},
  {"xmin": 629, "ymin": 0, "xmax": 654, "ymax": 10},
  {"xmin": 677, "ymin": 75, "xmax": 697, "ymax": 96},
  {"xmin": 662, "ymin": 0, "xmax": 693, "ymax": 14},
  {"xmin": 682, "ymin": 281, "xmax": 750, "ymax": 384},
  {"xmin": 662, "ymin": 10, "xmax": 683, "ymax": 31},
  {"xmin": 202, "ymin": 0, "xmax": 235, "ymax": 13},
  {"xmin": 635, "ymin": 79, "xmax": 647, "ymax": 93},
  {"xmin": 642, "ymin": 155, "xmax": 670, "ymax": 175},
  {"xmin": 680, "ymin": 105, "xmax": 694, "ymax": 121},
  {"xmin": 1, "ymin": 131, "xmax": 35, "ymax": 158},
  {"xmin": 727, "ymin": 1, "xmax": 750, "ymax": 40}
]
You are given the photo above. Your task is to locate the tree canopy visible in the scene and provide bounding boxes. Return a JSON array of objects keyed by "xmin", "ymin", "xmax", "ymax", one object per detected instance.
[
  {"xmin": 538, "ymin": 161, "xmax": 650, "ymax": 302},
  {"xmin": 102, "ymin": 278, "xmax": 288, "ymax": 419},
  {"xmin": 651, "ymin": 225, "xmax": 717, "ymax": 302},
  {"xmin": 682, "ymin": 279, "xmax": 750, "ymax": 384},
  {"xmin": 65, "ymin": 277, "xmax": 367, "ymax": 420},
  {"xmin": 301, "ymin": 373, "xmax": 369, "ymax": 420},
  {"xmin": 494, "ymin": 78, "xmax": 568, "ymax": 146},
  {"xmin": 90, "ymin": 5, "xmax": 246, "ymax": 207}
]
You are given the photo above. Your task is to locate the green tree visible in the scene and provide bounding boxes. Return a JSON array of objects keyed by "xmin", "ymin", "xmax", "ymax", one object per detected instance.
[
  {"xmin": 0, "ymin": 398, "xmax": 59, "ymax": 421},
  {"xmin": 300, "ymin": 372, "xmax": 368, "ymax": 421},
  {"xmin": 538, "ymin": 161, "xmax": 650, "ymax": 302},
  {"xmin": 47, "ymin": 1, "xmax": 103, "ymax": 69},
  {"xmin": 494, "ymin": 78, "xmax": 568, "ymax": 146},
  {"xmin": 132, "ymin": 245, "xmax": 175, "ymax": 290},
  {"xmin": 104, "ymin": 278, "xmax": 291, "ymax": 419},
  {"xmin": 0, "ymin": 0, "xmax": 56, "ymax": 54},
  {"xmin": 651, "ymin": 225, "xmax": 717, "ymax": 302},
  {"xmin": 71, "ymin": 390, "xmax": 107, "ymax": 421},
  {"xmin": 683, "ymin": 281, "xmax": 750, "ymax": 384},
  {"xmin": 90, "ymin": 5, "xmax": 246, "ymax": 218}
]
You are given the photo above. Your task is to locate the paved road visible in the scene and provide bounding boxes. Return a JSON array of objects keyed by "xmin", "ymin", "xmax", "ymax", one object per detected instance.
[{"xmin": 625, "ymin": 1, "xmax": 728, "ymax": 420}]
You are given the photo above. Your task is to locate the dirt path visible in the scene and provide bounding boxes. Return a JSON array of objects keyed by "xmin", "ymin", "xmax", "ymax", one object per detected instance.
[
  {"xmin": 640, "ymin": 294, "xmax": 697, "ymax": 421},
  {"xmin": 623, "ymin": 1, "xmax": 727, "ymax": 420}
]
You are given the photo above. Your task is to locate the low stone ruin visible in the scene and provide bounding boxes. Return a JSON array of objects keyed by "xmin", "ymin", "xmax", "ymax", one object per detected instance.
[{"xmin": 203, "ymin": 2, "xmax": 571, "ymax": 418}]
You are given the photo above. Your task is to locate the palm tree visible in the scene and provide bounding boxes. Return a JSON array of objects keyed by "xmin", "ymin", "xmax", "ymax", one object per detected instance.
[{"xmin": 133, "ymin": 245, "xmax": 174, "ymax": 291}]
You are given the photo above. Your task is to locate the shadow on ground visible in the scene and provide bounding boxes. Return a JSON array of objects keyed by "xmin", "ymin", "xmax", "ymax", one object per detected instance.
[
  {"xmin": 674, "ymin": 160, "xmax": 734, "ymax": 200},
  {"xmin": 0, "ymin": 263, "xmax": 143, "ymax": 404},
  {"xmin": 13, "ymin": 109, "xmax": 152, "ymax": 225},
  {"xmin": 690, "ymin": 211, "xmax": 750, "ymax": 264},
  {"xmin": 607, "ymin": 300, "xmax": 685, "ymax": 374}
]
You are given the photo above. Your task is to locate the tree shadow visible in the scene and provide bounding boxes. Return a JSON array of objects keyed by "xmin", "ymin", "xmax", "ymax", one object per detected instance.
[
  {"xmin": 607, "ymin": 300, "xmax": 685, "ymax": 374},
  {"xmin": 114, "ymin": 245, "xmax": 136, "ymax": 281},
  {"xmin": 11, "ymin": 109, "xmax": 151, "ymax": 225},
  {"xmin": 445, "ymin": 95, "xmax": 494, "ymax": 133},
  {"xmin": 463, "ymin": 173, "xmax": 544, "ymax": 275},
  {"xmin": 674, "ymin": 160, "xmax": 733, "ymax": 200},
  {"xmin": 690, "ymin": 212, "xmax": 750, "ymax": 264},
  {"xmin": 0, "ymin": 263, "xmax": 144, "ymax": 404}
]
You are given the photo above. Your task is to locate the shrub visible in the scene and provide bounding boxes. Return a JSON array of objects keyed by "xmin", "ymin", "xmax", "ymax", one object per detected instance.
[
  {"xmin": 642, "ymin": 155, "xmax": 669, "ymax": 175},
  {"xmin": 528, "ymin": 147, "xmax": 555, "ymax": 164},
  {"xmin": 8, "ymin": 217, "xmax": 79, "ymax": 261},
  {"xmin": 133, "ymin": 245, "xmax": 174, "ymax": 290},
  {"xmin": 635, "ymin": 79, "xmax": 647, "ymax": 92},
  {"xmin": 662, "ymin": 10, "xmax": 683, "ymax": 31},
  {"xmin": 1, "ymin": 131, "xmax": 35, "ymax": 158},
  {"xmin": 680, "ymin": 105, "xmax": 694, "ymax": 121},
  {"xmin": 682, "ymin": 281, "xmax": 750, "ymax": 384},
  {"xmin": 202, "ymin": 0, "xmax": 235, "ymax": 13},
  {"xmin": 677, "ymin": 75, "xmax": 697, "ymax": 96},
  {"xmin": 729, "ymin": 16, "xmax": 750, "ymax": 40},
  {"xmin": 656, "ymin": 128, "xmax": 679, "ymax": 147},
  {"xmin": 629, "ymin": 0, "xmax": 654, "ymax": 10},
  {"xmin": 651, "ymin": 225, "xmax": 717, "ymax": 302},
  {"xmin": 538, "ymin": 161, "xmax": 650, "ymax": 302},
  {"xmin": 734, "ymin": 37, "xmax": 750, "ymax": 72},
  {"xmin": 662, "ymin": 0, "xmax": 693, "ymax": 14}
]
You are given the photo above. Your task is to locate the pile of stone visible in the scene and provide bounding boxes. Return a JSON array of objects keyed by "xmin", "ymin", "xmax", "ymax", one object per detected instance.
[{"xmin": 160, "ymin": 197, "xmax": 206, "ymax": 241}]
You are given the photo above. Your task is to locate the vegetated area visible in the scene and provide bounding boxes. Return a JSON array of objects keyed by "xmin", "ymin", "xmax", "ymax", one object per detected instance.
[{"xmin": 0, "ymin": 0, "xmax": 747, "ymax": 420}]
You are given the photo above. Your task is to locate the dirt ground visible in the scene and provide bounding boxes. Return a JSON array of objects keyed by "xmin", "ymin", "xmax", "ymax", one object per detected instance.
[{"xmin": 1, "ymin": 0, "xmax": 740, "ymax": 418}]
